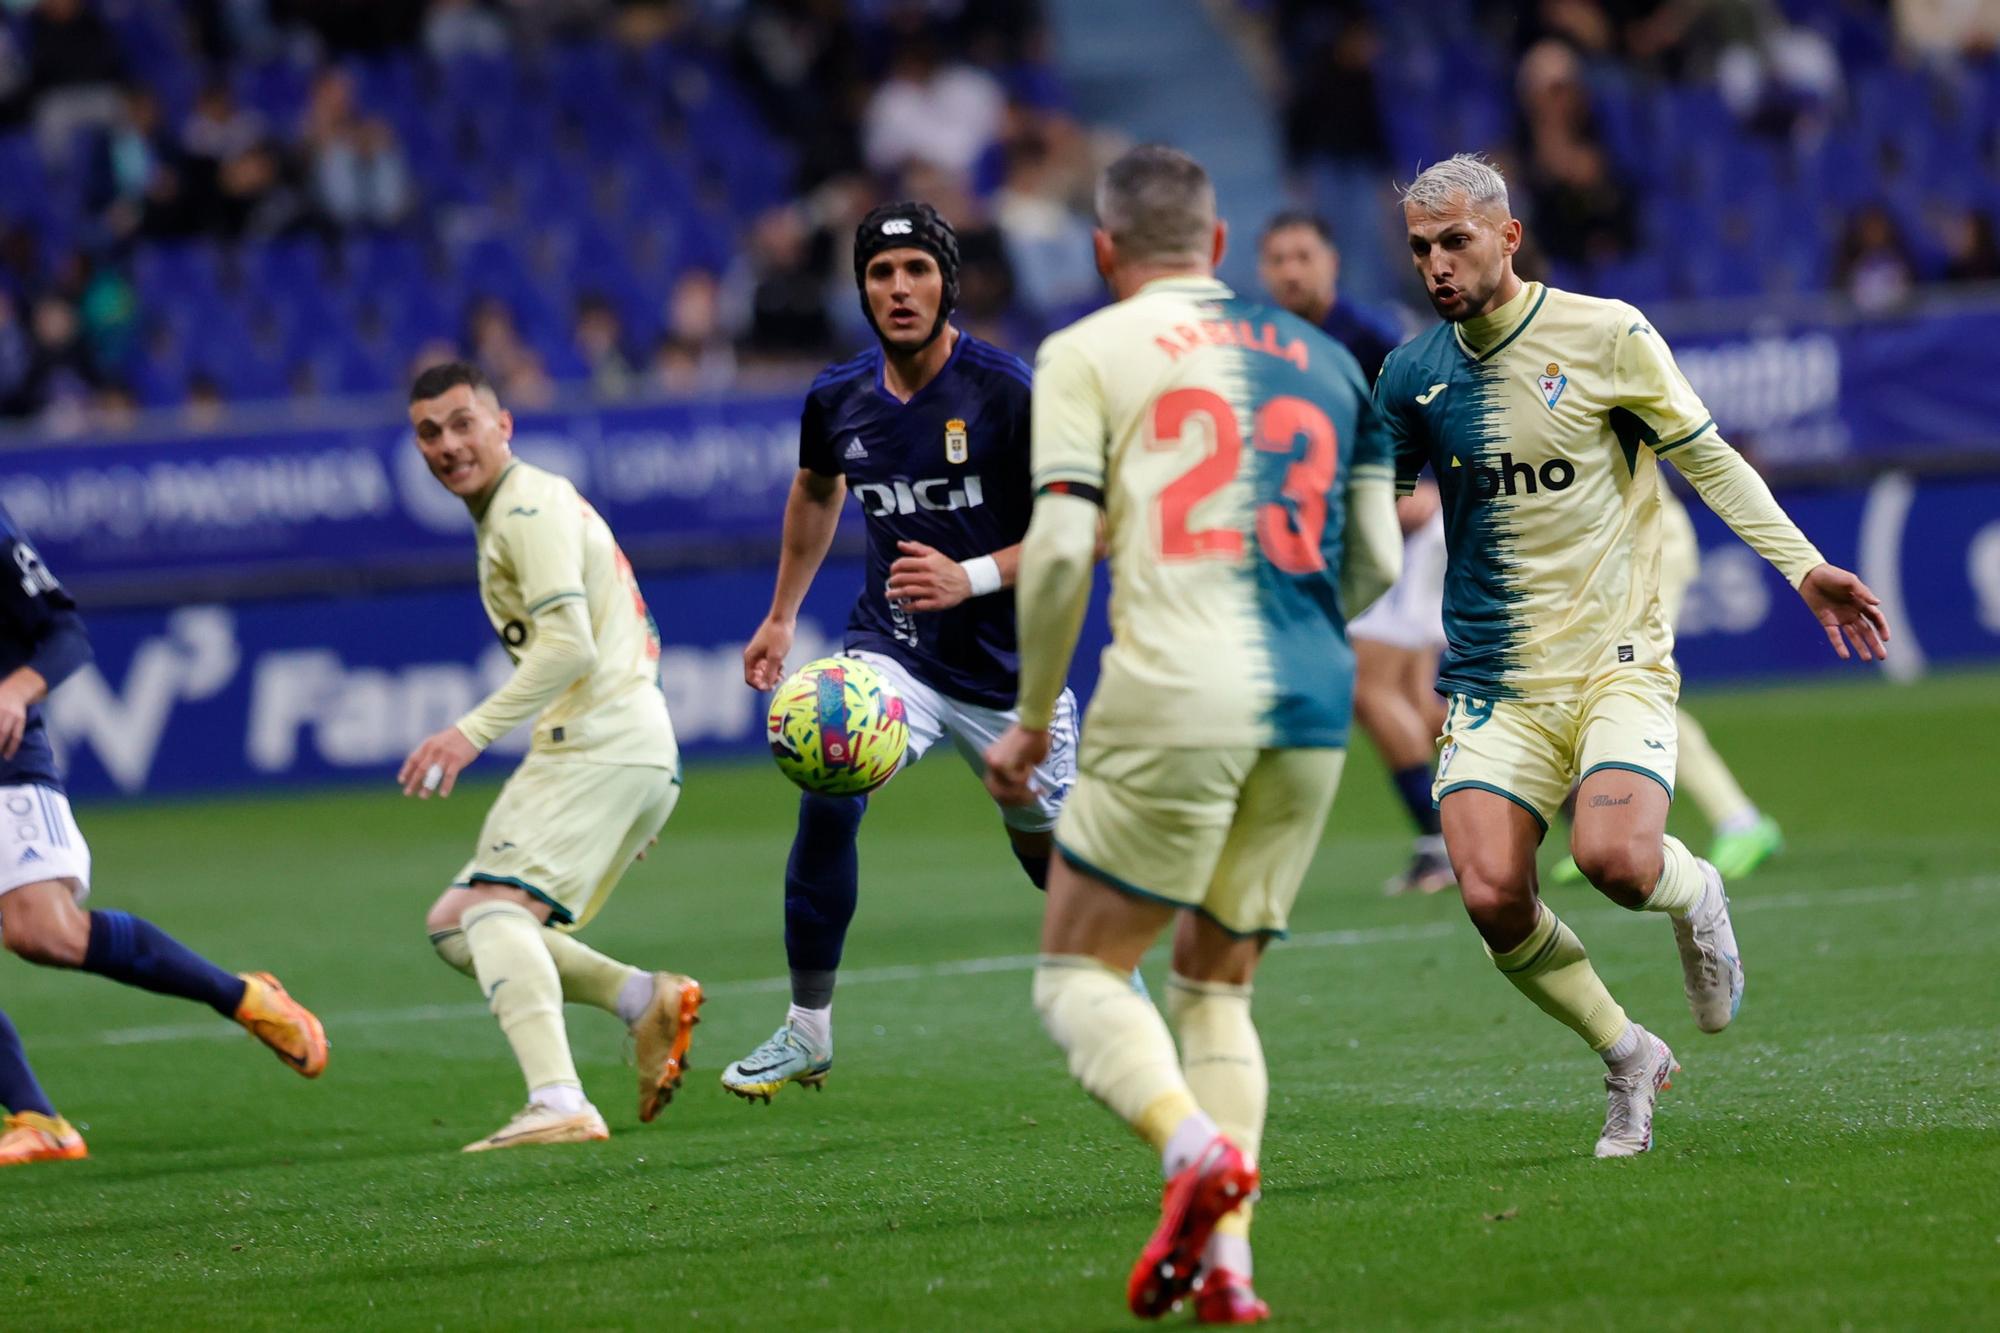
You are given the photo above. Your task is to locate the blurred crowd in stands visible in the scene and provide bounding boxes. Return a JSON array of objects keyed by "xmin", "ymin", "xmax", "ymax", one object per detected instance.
[
  {"xmin": 1259, "ymin": 0, "xmax": 2000, "ymax": 310},
  {"xmin": 0, "ymin": 0, "xmax": 1996, "ymax": 434}
]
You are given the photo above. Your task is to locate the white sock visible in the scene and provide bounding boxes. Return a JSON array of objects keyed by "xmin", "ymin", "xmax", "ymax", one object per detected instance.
[
  {"xmin": 1717, "ymin": 808, "xmax": 1762, "ymax": 837},
  {"xmin": 1204, "ymin": 1231, "xmax": 1253, "ymax": 1278},
  {"xmin": 787, "ymin": 1003, "xmax": 831, "ymax": 1055},
  {"xmin": 615, "ymin": 972, "xmax": 656, "ymax": 1027},
  {"xmin": 530, "ymin": 1082, "xmax": 589, "ymax": 1115},
  {"xmin": 1600, "ymin": 1022, "xmax": 1641, "ymax": 1066},
  {"xmin": 1162, "ymin": 1108, "xmax": 1222, "ymax": 1178},
  {"xmin": 1415, "ymin": 832, "xmax": 1446, "ymax": 857}
]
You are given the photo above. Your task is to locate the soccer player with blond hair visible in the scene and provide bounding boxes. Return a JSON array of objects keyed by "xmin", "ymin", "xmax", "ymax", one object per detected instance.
[
  {"xmin": 399, "ymin": 362, "xmax": 701, "ymax": 1153},
  {"xmin": 987, "ymin": 145, "xmax": 1402, "ymax": 1323},
  {"xmin": 1375, "ymin": 153, "xmax": 1888, "ymax": 1157}
]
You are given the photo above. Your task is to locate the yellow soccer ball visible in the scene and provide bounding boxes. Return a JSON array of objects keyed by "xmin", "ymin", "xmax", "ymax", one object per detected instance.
[{"xmin": 767, "ymin": 657, "xmax": 909, "ymax": 796}]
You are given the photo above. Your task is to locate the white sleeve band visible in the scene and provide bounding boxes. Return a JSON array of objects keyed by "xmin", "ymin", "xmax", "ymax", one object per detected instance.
[{"xmin": 960, "ymin": 555, "xmax": 1004, "ymax": 598}]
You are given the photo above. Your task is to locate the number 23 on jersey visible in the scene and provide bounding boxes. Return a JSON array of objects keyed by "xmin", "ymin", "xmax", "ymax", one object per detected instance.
[{"xmin": 1146, "ymin": 388, "xmax": 1337, "ymax": 574}]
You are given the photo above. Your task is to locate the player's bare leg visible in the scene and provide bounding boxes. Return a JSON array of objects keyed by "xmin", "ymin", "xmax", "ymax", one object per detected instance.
[
  {"xmin": 1036, "ymin": 859, "xmax": 1258, "ymax": 1319},
  {"xmin": 1570, "ymin": 771, "xmax": 1743, "ymax": 1032},
  {"xmin": 1442, "ymin": 790, "xmax": 1675, "ymax": 1156},
  {"xmin": 1, "ymin": 879, "xmax": 326, "ymax": 1077},
  {"xmin": 1353, "ymin": 640, "xmax": 1452, "ymax": 896},
  {"xmin": 1166, "ymin": 916, "xmax": 1271, "ymax": 1325},
  {"xmin": 428, "ymin": 885, "xmax": 608, "ymax": 1151}
]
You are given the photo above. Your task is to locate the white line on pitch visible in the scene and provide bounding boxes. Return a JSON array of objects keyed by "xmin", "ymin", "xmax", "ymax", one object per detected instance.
[{"xmin": 47, "ymin": 874, "xmax": 1993, "ymax": 1051}]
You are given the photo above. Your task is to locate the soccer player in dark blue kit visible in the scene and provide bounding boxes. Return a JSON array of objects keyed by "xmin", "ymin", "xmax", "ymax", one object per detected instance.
[
  {"xmin": 0, "ymin": 505, "xmax": 328, "ymax": 1167},
  {"xmin": 723, "ymin": 202, "xmax": 1079, "ymax": 1101}
]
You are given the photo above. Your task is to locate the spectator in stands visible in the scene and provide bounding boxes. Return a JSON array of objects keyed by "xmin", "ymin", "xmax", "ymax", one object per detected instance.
[
  {"xmin": 1516, "ymin": 39, "xmax": 1638, "ymax": 267},
  {"xmin": 738, "ymin": 205, "xmax": 833, "ymax": 362},
  {"xmin": 22, "ymin": 294, "xmax": 99, "ymax": 421},
  {"xmin": 424, "ymin": 0, "xmax": 512, "ymax": 60},
  {"xmin": 993, "ymin": 130, "xmax": 1098, "ymax": 319},
  {"xmin": 93, "ymin": 86, "xmax": 198, "ymax": 241},
  {"xmin": 26, "ymin": 0, "xmax": 127, "ymax": 165},
  {"xmin": 862, "ymin": 33, "xmax": 1005, "ymax": 176},
  {"xmin": 0, "ymin": 25, "xmax": 31, "ymax": 132},
  {"xmin": 183, "ymin": 372, "xmax": 227, "ymax": 430},
  {"xmin": 91, "ymin": 382, "xmax": 139, "ymax": 431},
  {"xmin": 1277, "ymin": 5, "xmax": 1388, "ymax": 174},
  {"xmin": 573, "ymin": 293, "xmax": 637, "ymax": 399},
  {"xmin": 0, "ymin": 293, "xmax": 32, "ymax": 417},
  {"xmin": 180, "ymin": 81, "xmax": 268, "ymax": 233},
  {"xmin": 302, "ymin": 69, "xmax": 413, "ymax": 230},
  {"xmin": 1834, "ymin": 204, "xmax": 1917, "ymax": 312},
  {"xmin": 649, "ymin": 269, "xmax": 735, "ymax": 395},
  {"xmin": 1943, "ymin": 209, "xmax": 2000, "ymax": 284}
]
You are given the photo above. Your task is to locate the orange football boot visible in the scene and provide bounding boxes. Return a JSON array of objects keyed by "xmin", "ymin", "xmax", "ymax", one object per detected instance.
[
  {"xmin": 0, "ymin": 1112, "xmax": 88, "ymax": 1167},
  {"xmin": 235, "ymin": 971, "xmax": 329, "ymax": 1077},
  {"xmin": 635, "ymin": 973, "xmax": 703, "ymax": 1123}
]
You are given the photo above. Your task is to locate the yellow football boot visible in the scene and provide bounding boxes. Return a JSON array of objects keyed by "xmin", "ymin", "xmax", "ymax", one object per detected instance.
[
  {"xmin": 0, "ymin": 1112, "xmax": 88, "ymax": 1167},
  {"xmin": 234, "ymin": 971, "xmax": 329, "ymax": 1078}
]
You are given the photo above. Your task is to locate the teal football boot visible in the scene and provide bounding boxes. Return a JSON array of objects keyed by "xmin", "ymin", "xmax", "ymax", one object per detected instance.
[{"xmin": 721, "ymin": 1026, "xmax": 832, "ymax": 1104}]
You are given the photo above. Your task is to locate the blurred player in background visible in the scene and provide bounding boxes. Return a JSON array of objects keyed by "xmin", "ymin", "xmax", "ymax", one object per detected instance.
[
  {"xmin": 729, "ymin": 202, "xmax": 1077, "ymax": 1103},
  {"xmin": 399, "ymin": 363, "xmax": 700, "ymax": 1153},
  {"xmin": 1378, "ymin": 154, "xmax": 1888, "ymax": 1157},
  {"xmin": 1550, "ymin": 475, "xmax": 1785, "ymax": 884},
  {"xmin": 0, "ymin": 1007, "xmax": 84, "ymax": 1166},
  {"xmin": 1259, "ymin": 212, "xmax": 1454, "ymax": 895},
  {"xmin": 987, "ymin": 146, "xmax": 1401, "ymax": 1323},
  {"xmin": 0, "ymin": 502, "xmax": 328, "ymax": 1168}
]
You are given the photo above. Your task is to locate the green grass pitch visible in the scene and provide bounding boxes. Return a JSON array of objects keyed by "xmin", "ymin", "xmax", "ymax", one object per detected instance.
[{"xmin": 4, "ymin": 671, "xmax": 1996, "ymax": 1330}]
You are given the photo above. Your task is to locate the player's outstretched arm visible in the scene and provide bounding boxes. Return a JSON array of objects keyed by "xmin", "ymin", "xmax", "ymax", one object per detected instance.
[
  {"xmin": 1342, "ymin": 473, "xmax": 1403, "ymax": 621},
  {"xmin": 747, "ymin": 468, "xmax": 845, "ymax": 690},
  {"xmin": 1668, "ymin": 435, "xmax": 1890, "ymax": 661}
]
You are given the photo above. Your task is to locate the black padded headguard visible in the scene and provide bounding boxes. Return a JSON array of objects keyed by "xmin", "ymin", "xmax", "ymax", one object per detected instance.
[{"xmin": 853, "ymin": 200, "xmax": 960, "ymax": 349}]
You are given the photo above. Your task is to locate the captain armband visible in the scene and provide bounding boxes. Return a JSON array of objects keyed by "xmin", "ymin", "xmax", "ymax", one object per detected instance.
[{"xmin": 1036, "ymin": 480, "xmax": 1105, "ymax": 506}]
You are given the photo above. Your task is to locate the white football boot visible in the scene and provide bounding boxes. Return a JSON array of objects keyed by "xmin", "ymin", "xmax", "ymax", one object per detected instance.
[
  {"xmin": 1595, "ymin": 1026, "xmax": 1678, "ymax": 1158},
  {"xmin": 1672, "ymin": 859, "xmax": 1745, "ymax": 1033}
]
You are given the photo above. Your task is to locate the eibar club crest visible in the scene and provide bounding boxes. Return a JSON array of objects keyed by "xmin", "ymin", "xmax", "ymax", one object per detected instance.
[
  {"xmin": 1537, "ymin": 361, "xmax": 1568, "ymax": 410},
  {"xmin": 944, "ymin": 418, "xmax": 969, "ymax": 464}
]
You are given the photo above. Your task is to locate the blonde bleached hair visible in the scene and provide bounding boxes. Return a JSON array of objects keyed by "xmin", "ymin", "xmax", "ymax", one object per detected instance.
[{"xmin": 1399, "ymin": 153, "xmax": 1510, "ymax": 216}]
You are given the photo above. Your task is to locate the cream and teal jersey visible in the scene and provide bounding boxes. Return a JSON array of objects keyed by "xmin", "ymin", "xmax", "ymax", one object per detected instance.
[
  {"xmin": 1033, "ymin": 275, "xmax": 1394, "ymax": 748},
  {"xmin": 464, "ymin": 460, "xmax": 677, "ymax": 767},
  {"xmin": 1376, "ymin": 281, "xmax": 1819, "ymax": 701}
]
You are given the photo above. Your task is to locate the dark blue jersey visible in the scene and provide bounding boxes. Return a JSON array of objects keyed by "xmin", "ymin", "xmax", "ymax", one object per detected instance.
[
  {"xmin": 800, "ymin": 331, "xmax": 1034, "ymax": 709},
  {"xmin": 1320, "ymin": 298, "xmax": 1404, "ymax": 385},
  {"xmin": 0, "ymin": 503, "xmax": 93, "ymax": 793}
]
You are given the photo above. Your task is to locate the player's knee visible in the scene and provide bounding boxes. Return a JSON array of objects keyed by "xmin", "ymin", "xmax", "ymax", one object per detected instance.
[
  {"xmin": 423, "ymin": 898, "xmax": 463, "ymax": 935},
  {"xmin": 1456, "ymin": 866, "xmax": 1533, "ymax": 932},
  {"xmin": 1571, "ymin": 842, "xmax": 1659, "ymax": 907},
  {"xmin": 1, "ymin": 903, "xmax": 88, "ymax": 967}
]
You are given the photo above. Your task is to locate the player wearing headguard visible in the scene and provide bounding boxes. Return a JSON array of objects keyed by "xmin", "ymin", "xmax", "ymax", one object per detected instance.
[{"xmin": 725, "ymin": 202, "xmax": 1079, "ymax": 1103}]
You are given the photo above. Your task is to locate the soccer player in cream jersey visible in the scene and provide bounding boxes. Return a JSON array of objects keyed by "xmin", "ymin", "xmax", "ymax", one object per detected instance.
[
  {"xmin": 1375, "ymin": 155, "xmax": 1889, "ymax": 1157},
  {"xmin": 399, "ymin": 363, "xmax": 701, "ymax": 1153},
  {"xmin": 986, "ymin": 146, "xmax": 1402, "ymax": 1323}
]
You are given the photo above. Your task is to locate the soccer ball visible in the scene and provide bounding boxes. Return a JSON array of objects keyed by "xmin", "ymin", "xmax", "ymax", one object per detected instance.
[{"xmin": 767, "ymin": 657, "xmax": 909, "ymax": 796}]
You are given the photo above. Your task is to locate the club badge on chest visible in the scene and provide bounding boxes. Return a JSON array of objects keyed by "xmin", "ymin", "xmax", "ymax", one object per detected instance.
[
  {"xmin": 945, "ymin": 417, "xmax": 969, "ymax": 465},
  {"xmin": 1537, "ymin": 362, "xmax": 1568, "ymax": 411}
]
